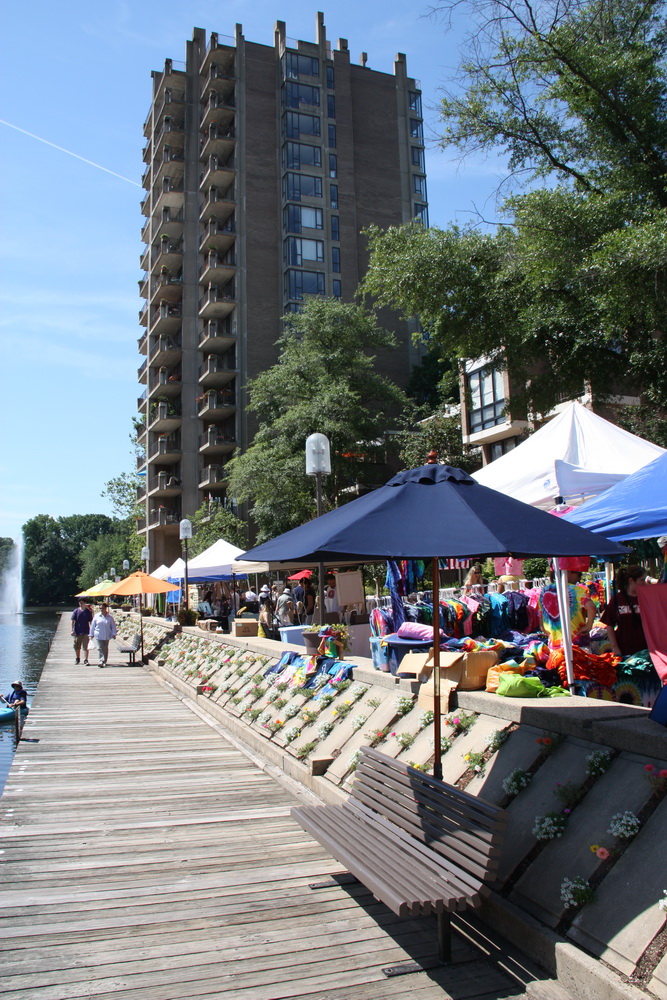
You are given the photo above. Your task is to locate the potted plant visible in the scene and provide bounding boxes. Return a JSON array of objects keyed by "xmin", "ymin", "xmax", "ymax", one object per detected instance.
[
  {"xmin": 177, "ymin": 609, "xmax": 198, "ymax": 627},
  {"xmin": 302, "ymin": 623, "xmax": 351, "ymax": 657}
]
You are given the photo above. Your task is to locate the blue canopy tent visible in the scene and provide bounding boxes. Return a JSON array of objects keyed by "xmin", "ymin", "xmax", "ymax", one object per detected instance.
[
  {"xmin": 238, "ymin": 463, "xmax": 626, "ymax": 777},
  {"xmin": 564, "ymin": 451, "xmax": 667, "ymax": 541}
]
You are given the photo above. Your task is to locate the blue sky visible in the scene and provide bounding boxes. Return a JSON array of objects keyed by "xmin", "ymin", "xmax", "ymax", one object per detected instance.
[{"xmin": 0, "ymin": 0, "xmax": 507, "ymax": 541}]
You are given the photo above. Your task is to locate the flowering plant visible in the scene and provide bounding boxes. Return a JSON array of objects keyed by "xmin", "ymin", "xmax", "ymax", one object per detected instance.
[
  {"xmin": 418, "ymin": 709, "xmax": 434, "ymax": 730},
  {"xmin": 284, "ymin": 703, "xmax": 300, "ymax": 719},
  {"xmin": 502, "ymin": 769, "xmax": 531, "ymax": 797},
  {"xmin": 586, "ymin": 749, "xmax": 613, "ymax": 778},
  {"xmin": 445, "ymin": 712, "xmax": 476, "ymax": 734},
  {"xmin": 349, "ymin": 683, "xmax": 369, "ymax": 701},
  {"xmin": 464, "ymin": 751, "xmax": 485, "ymax": 773},
  {"xmin": 659, "ymin": 889, "xmax": 667, "ymax": 913},
  {"xmin": 394, "ymin": 694, "xmax": 414, "ymax": 716},
  {"xmin": 364, "ymin": 726, "xmax": 390, "ymax": 747},
  {"xmin": 395, "ymin": 732, "xmax": 416, "ymax": 750},
  {"xmin": 560, "ymin": 876, "xmax": 594, "ymax": 908},
  {"xmin": 429, "ymin": 736, "xmax": 453, "ymax": 753},
  {"xmin": 284, "ymin": 726, "xmax": 300, "ymax": 743},
  {"xmin": 532, "ymin": 812, "xmax": 567, "ymax": 840},
  {"xmin": 644, "ymin": 763, "xmax": 667, "ymax": 794},
  {"xmin": 608, "ymin": 811, "xmax": 641, "ymax": 839},
  {"xmin": 348, "ymin": 749, "xmax": 362, "ymax": 772},
  {"xmin": 316, "ymin": 721, "xmax": 334, "ymax": 740},
  {"xmin": 488, "ymin": 729, "xmax": 510, "ymax": 752},
  {"xmin": 589, "ymin": 844, "xmax": 611, "ymax": 860},
  {"xmin": 350, "ymin": 714, "xmax": 367, "ymax": 731}
]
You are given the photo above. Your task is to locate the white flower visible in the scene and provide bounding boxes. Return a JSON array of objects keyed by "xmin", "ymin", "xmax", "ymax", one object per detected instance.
[
  {"xmin": 349, "ymin": 683, "xmax": 368, "ymax": 701},
  {"xmin": 659, "ymin": 890, "xmax": 667, "ymax": 913},
  {"xmin": 418, "ymin": 710, "xmax": 434, "ymax": 730},
  {"xmin": 532, "ymin": 813, "xmax": 566, "ymax": 840},
  {"xmin": 394, "ymin": 694, "xmax": 414, "ymax": 716},
  {"xmin": 347, "ymin": 749, "xmax": 361, "ymax": 771},
  {"xmin": 560, "ymin": 876, "xmax": 592, "ymax": 908},
  {"xmin": 586, "ymin": 749, "xmax": 613, "ymax": 777},
  {"xmin": 502, "ymin": 769, "xmax": 532, "ymax": 797},
  {"xmin": 316, "ymin": 721, "xmax": 334, "ymax": 740},
  {"xmin": 350, "ymin": 714, "xmax": 367, "ymax": 731},
  {"xmin": 284, "ymin": 703, "xmax": 300, "ymax": 719},
  {"xmin": 284, "ymin": 726, "xmax": 300, "ymax": 743},
  {"xmin": 608, "ymin": 811, "xmax": 641, "ymax": 839}
]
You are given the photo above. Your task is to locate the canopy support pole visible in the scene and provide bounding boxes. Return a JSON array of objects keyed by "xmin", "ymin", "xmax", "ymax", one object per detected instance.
[
  {"xmin": 554, "ymin": 561, "xmax": 575, "ymax": 691},
  {"xmin": 139, "ymin": 593, "xmax": 145, "ymax": 663},
  {"xmin": 604, "ymin": 562, "xmax": 613, "ymax": 604},
  {"xmin": 432, "ymin": 557, "xmax": 442, "ymax": 780}
]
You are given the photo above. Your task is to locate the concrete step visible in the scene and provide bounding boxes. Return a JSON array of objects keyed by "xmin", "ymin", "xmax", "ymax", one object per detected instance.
[{"xmin": 524, "ymin": 980, "xmax": 575, "ymax": 1000}]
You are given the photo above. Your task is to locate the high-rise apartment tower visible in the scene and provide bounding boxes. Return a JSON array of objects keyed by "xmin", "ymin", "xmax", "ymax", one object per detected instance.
[{"xmin": 136, "ymin": 15, "xmax": 427, "ymax": 568}]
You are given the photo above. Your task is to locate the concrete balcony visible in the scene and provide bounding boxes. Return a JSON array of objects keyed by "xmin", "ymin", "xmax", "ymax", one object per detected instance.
[
  {"xmin": 151, "ymin": 238, "xmax": 183, "ymax": 276},
  {"xmin": 137, "ymin": 358, "xmax": 148, "ymax": 384},
  {"xmin": 148, "ymin": 368, "xmax": 181, "ymax": 400},
  {"xmin": 136, "ymin": 517, "xmax": 147, "ymax": 533},
  {"xmin": 199, "ymin": 250, "xmax": 236, "ymax": 286},
  {"xmin": 137, "ymin": 388, "xmax": 147, "ymax": 410},
  {"xmin": 198, "ymin": 353, "xmax": 237, "ymax": 389},
  {"xmin": 136, "ymin": 452, "xmax": 147, "ymax": 471},
  {"xmin": 148, "ymin": 471, "xmax": 182, "ymax": 499},
  {"xmin": 199, "ymin": 218, "xmax": 236, "ymax": 255},
  {"xmin": 200, "ymin": 92, "xmax": 236, "ymax": 132},
  {"xmin": 153, "ymin": 149, "xmax": 185, "ymax": 190},
  {"xmin": 157, "ymin": 207, "xmax": 184, "ymax": 239},
  {"xmin": 149, "ymin": 334, "xmax": 182, "ymax": 368},
  {"xmin": 200, "ymin": 124, "xmax": 235, "ymax": 164},
  {"xmin": 199, "ymin": 424, "xmax": 237, "ymax": 456},
  {"xmin": 197, "ymin": 389, "xmax": 236, "ymax": 421},
  {"xmin": 199, "ymin": 186, "xmax": 235, "ymax": 225},
  {"xmin": 153, "ymin": 177, "xmax": 184, "ymax": 217},
  {"xmin": 199, "ymin": 319, "xmax": 237, "ymax": 352},
  {"xmin": 199, "ymin": 32, "xmax": 236, "ymax": 78},
  {"xmin": 200, "ymin": 64, "xmax": 235, "ymax": 98},
  {"xmin": 147, "ymin": 506, "xmax": 181, "ymax": 529},
  {"xmin": 138, "ymin": 274, "xmax": 149, "ymax": 300},
  {"xmin": 198, "ymin": 283, "xmax": 235, "ymax": 320},
  {"xmin": 139, "ymin": 303, "xmax": 149, "ymax": 328},
  {"xmin": 150, "ymin": 301, "xmax": 182, "ymax": 337},
  {"xmin": 137, "ymin": 331, "xmax": 148, "ymax": 356},
  {"xmin": 199, "ymin": 464, "xmax": 230, "ymax": 492},
  {"xmin": 200, "ymin": 153, "xmax": 235, "ymax": 194},
  {"xmin": 150, "ymin": 273, "xmax": 183, "ymax": 306},
  {"xmin": 140, "ymin": 245, "xmax": 150, "ymax": 271},
  {"xmin": 153, "ymin": 119, "xmax": 185, "ymax": 160},
  {"xmin": 148, "ymin": 400, "xmax": 182, "ymax": 434},
  {"xmin": 148, "ymin": 433, "xmax": 181, "ymax": 464}
]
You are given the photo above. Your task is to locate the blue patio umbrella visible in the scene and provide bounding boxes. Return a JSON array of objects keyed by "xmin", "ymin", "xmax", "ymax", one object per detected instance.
[{"xmin": 239, "ymin": 462, "xmax": 626, "ymax": 777}]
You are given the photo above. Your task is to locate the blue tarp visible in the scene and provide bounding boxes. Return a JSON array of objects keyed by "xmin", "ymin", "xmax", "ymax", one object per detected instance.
[
  {"xmin": 564, "ymin": 451, "xmax": 667, "ymax": 541},
  {"xmin": 239, "ymin": 463, "xmax": 626, "ymax": 565}
]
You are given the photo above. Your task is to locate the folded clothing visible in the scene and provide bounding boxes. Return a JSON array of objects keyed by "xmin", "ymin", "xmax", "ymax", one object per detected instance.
[{"xmin": 396, "ymin": 621, "xmax": 445, "ymax": 642}]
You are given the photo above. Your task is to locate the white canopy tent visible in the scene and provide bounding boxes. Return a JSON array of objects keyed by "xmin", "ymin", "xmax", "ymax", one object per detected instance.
[
  {"xmin": 187, "ymin": 539, "xmax": 269, "ymax": 580},
  {"xmin": 472, "ymin": 401, "xmax": 664, "ymax": 508},
  {"xmin": 151, "ymin": 564, "xmax": 171, "ymax": 580}
]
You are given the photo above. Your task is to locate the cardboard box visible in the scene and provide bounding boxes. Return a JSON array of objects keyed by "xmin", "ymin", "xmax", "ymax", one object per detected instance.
[
  {"xmin": 231, "ymin": 619, "xmax": 259, "ymax": 637},
  {"xmin": 418, "ymin": 650, "xmax": 498, "ymax": 691}
]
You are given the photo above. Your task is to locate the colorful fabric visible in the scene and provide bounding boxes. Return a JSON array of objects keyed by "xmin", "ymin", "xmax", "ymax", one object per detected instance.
[
  {"xmin": 540, "ymin": 583, "xmax": 589, "ymax": 648},
  {"xmin": 546, "ymin": 646, "xmax": 619, "ymax": 688}
]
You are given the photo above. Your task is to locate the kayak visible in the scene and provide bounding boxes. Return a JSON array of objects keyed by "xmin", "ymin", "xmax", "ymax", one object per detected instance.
[{"xmin": 0, "ymin": 704, "xmax": 28, "ymax": 725}]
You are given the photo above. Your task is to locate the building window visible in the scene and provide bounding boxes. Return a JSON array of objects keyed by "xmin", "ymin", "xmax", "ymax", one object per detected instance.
[
  {"xmin": 333, "ymin": 279, "xmax": 342, "ymax": 299},
  {"xmin": 332, "ymin": 247, "xmax": 341, "ymax": 272},
  {"xmin": 284, "ymin": 82, "xmax": 320, "ymax": 108},
  {"xmin": 283, "ymin": 141, "xmax": 322, "ymax": 169},
  {"xmin": 414, "ymin": 203, "xmax": 429, "ymax": 225},
  {"xmin": 283, "ymin": 204, "xmax": 324, "ymax": 233},
  {"xmin": 286, "ymin": 269, "xmax": 326, "ymax": 300},
  {"xmin": 285, "ymin": 236, "xmax": 325, "ymax": 265},
  {"xmin": 283, "ymin": 172, "xmax": 323, "ymax": 201},
  {"xmin": 413, "ymin": 175, "xmax": 427, "ymax": 198},
  {"xmin": 331, "ymin": 215, "xmax": 339, "ymax": 240},
  {"xmin": 328, "ymin": 123, "xmax": 337, "ymax": 147},
  {"xmin": 488, "ymin": 437, "xmax": 518, "ymax": 462},
  {"xmin": 284, "ymin": 111, "xmax": 321, "ymax": 138},
  {"xmin": 468, "ymin": 368, "xmax": 506, "ymax": 433},
  {"xmin": 330, "ymin": 184, "xmax": 338, "ymax": 209},
  {"xmin": 327, "ymin": 94, "xmax": 336, "ymax": 118},
  {"xmin": 411, "ymin": 146, "xmax": 425, "ymax": 170},
  {"xmin": 284, "ymin": 53, "xmax": 319, "ymax": 79},
  {"xmin": 408, "ymin": 91, "xmax": 422, "ymax": 115},
  {"xmin": 329, "ymin": 153, "xmax": 337, "ymax": 178},
  {"xmin": 410, "ymin": 118, "xmax": 423, "ymax": 141},
  {"xmin": 326, "ymin": 65, "xmax": 335, "ymax": 89}
]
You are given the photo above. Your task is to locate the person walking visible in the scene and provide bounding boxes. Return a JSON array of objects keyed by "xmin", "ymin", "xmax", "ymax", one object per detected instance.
[
  {"xmin": 89, "ymin": 603, "xmax": 117, "ymax": 668},
  {"xmin": 71, "ymin": 597, "xmax": 93, "ymax": 664},
  {"xmin": 303, "ymin": 581, "xmax": 316, "ymax": 624}
]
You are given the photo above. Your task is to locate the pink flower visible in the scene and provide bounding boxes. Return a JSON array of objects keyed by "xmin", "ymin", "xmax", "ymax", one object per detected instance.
[
  {"xmin": 596, "ymin": 847, "xmax": 610, "ymax": 860},
  {"xmin": 660, "ymin": 770, "xmax": 667, "ymax": 779},
  {"xmin": 645, "ymin": 764, "xmax": 656, "ymax": 772},
  {"xmin": 390, "ymin": 732, "xmax": 396, "ymax": 737},
  {"xmin": 453, "ymin": 717, "xmax": 460, "ymax": 725}
]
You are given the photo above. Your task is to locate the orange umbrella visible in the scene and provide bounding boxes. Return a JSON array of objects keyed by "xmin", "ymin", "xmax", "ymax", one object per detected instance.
[{"xmin": 108, "ymin": 572, "xmax": 179, "ymax": 661}]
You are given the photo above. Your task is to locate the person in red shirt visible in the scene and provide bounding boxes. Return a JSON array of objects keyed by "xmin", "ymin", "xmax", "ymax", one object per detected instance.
[{"xmin": 600, "ymin": 566, "xmax": 648, "ymax": 657}]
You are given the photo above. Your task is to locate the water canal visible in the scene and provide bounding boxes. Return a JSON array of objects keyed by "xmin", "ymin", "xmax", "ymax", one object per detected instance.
[{"xmin": 0, "ymin": 608, "xmax": 57, "ymax": 792}]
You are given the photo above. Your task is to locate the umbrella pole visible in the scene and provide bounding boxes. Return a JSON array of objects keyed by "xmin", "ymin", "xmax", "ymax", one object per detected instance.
[
  {"xmin": 432, "ymin": 557, "xmax": 442, "ymax": 780},
  {"xmin": 140, "ymin": 593, "xmax": 145, "ymax": 663},
  {"xmin": 554, "ymin": 562, "xmax": 575, "ymax": 691}
]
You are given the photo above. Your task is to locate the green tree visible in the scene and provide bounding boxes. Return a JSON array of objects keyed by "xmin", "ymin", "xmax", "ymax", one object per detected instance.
[
  {"xmin": 23, "ymin": 514, "xmax": 116, "ymax": 605},
  {"xmin": 363, "ymin": 0, "xmax": 667, "ymax": 415},
  {"xmin": 227, "ymin": 298, "xmax": 407, "ymax": 542},
  {"xmin": 77, "ymin": 531, "xmax": 136, "ymax": 591},
  {"xmin": 397, "ymin": 413, "xmax": 481, "ymax": 472},
  {"xmin": 0, "ymin": 538, "xmax": 14, "ymax": 580},
  {"xmin": 190, "ymin": 501, "xmax": 247, "ymax": 557}
]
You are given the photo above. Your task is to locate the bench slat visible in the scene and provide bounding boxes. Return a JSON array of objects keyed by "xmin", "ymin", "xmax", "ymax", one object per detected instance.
[
  {"xmin": 352, "ymin": 772, "xmax": 501, "ymax": 877},
  {"xmin": 294, "ymin": 803, "xmax": 477, "ymax": 914},
  {"xmin": 345, "ymin": 798, "xmax": 487, "ymax": 899}
]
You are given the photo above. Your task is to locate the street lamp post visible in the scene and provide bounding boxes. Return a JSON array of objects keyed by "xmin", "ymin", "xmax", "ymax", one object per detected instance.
[
  {"xmin": 179, "ymin": 519, "xmax": 193, "ymax": 613},
  {"xmin": 141, "ymin": 546, "xmax": 150, "ymax": 571},
  {"xmin": 122, "ymin": 559, "xmax": 130, "ymax": 575},
  {"xmin": 110, "ymin": 567, "xmax": 116, "ymax": 582},
  {"xmin": 305, "ymin": 433, "xmax": 331, "ymax": 626}
]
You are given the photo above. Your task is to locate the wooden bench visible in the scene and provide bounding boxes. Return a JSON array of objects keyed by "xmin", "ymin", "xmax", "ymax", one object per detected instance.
[
  {"xmin": 292, "ymin": 746, "xmax": 506, "ymax": 970},
  {"xmin": 116, "ymin": 634, "xmax": 141, "ymax": 664}
]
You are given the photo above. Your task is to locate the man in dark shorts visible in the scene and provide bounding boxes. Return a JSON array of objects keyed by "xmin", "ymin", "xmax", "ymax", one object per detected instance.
[{"xmin": 71, "ymin": 597, "xmax": 93, "ymax": 664}]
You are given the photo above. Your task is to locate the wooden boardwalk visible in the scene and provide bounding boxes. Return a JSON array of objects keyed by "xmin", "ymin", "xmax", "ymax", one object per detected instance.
[{"xmin": 0, "ymin": 616, "xmax": 534, "ymax": 1000}]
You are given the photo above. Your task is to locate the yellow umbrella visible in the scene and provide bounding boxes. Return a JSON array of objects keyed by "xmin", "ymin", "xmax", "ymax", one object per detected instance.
[
  {"xmin": 76, "ymin": 579, "xmax": 113, "ymax": 597},
  {"xmin": 107, "ymin": 571, "xmax": 180, "ymax": 661}
]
